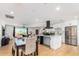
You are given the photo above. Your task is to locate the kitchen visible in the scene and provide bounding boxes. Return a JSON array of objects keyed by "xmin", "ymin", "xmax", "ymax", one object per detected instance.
[
  {"xmin": 38, "ymin": 19, "xmax": 78, "ymax": 50},
  {"xmin": 0, "ymin": 3, "xmax": 79, "ymax": 56}
]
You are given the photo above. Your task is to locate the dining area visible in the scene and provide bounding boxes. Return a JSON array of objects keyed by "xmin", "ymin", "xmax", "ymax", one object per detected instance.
[{"xmin": 12, "ymin": 34, "xmax": 38, "ymax": 56}]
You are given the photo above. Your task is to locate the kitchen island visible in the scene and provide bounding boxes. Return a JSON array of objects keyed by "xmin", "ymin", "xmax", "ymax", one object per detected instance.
[{"xmin": 38, "ymin": 35, "xmax": 62, "ymax": 50}]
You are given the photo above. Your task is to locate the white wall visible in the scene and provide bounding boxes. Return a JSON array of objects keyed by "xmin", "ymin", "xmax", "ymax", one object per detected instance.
[
  {"xmin": 77, "ymin": 20, "xmax": 79, "ymax": 45},
  {"xmin": 28, "ymin": 27, "xmax": 41, "ymax": 35},
  {"xmin": 0, "ymin": 25, "xmax": 2, "ymax": 47},
  {"xmin": 53, "ymin": 19, "xmax": 78, "ymax": 44}
]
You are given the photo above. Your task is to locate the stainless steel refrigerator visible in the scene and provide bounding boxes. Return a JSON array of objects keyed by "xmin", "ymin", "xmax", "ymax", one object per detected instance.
[{"xmin": 65, "ymin": 26, "xmax": 77, "ymax": 46}]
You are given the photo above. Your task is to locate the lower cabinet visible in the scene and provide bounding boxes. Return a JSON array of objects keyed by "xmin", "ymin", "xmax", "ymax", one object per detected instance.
[{"xmin": 43, "ymin": 36, "xmax": 50, "ymax": 46}]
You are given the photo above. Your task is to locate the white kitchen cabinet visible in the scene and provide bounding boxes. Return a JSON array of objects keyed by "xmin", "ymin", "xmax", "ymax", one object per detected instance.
[
  {"xmin": 50, "ymin": 36, "xmax": 62, "ymax": 49},
  {"xmin": 43, "ymin": 35, "xmax": 62, "ymax": 50}
]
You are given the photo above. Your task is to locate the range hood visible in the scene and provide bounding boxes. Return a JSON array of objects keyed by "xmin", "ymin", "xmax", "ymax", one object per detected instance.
[{"xmin": 45, "ymin": 20, "xmax": 53, "ymax": 29}]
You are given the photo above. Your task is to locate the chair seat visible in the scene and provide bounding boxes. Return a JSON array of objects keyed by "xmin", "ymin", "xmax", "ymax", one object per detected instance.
[{"xmin": 23, "ymin": 50, "xmax": 35, "ymax": 55}]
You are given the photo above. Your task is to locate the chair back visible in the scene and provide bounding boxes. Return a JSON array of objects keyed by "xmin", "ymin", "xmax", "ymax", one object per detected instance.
[{"xmin": 25, "ymin": 36, "xmax": 37, "ymax": 54}]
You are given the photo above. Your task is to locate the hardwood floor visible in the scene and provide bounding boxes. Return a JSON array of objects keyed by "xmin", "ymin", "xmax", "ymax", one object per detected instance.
[
  {"xmin": 0, "ymin": 41, "xmax": 79, "ymax": 56},
  {"xmin": 39, "ymin": 44, "xmax": 79, "ymax": 56},
  {"xmin": 0, "ymin": 41, "xmax": 12, "ymax": 56}
]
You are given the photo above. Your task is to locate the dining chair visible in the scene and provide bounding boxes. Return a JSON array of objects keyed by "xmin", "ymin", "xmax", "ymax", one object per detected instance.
[
  {"xmin": 12, "ymin": 38, "xmax": 23, "ymax": 56},
  {"xmin": 21, "ymin": 36, "xmax": 37, "ymax": 56}
]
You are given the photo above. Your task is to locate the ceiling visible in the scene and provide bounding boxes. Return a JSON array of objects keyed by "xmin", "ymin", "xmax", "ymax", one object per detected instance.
[{"xmin": 0, "ymin": 3, "xmax": 79, "ymax": 27}]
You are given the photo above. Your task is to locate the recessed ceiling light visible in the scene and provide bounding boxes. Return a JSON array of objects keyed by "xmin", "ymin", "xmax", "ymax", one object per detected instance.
[
  {"xmin": 10, "ymin": 11, "xmax": 14, "ymax": 14},
  {"xmin": 56, "ymin": 6, "xmax": 60, "ymax": 11}
]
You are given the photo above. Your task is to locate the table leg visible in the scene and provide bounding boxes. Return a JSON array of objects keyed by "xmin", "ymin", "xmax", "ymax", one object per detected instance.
[
  {"xmin": 36, "ymin": 41, "xmax": 38, "ymax": 55},
  {"xmin": 16, "ymin": 47, "xmax": 19, "ymax": 56}
]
